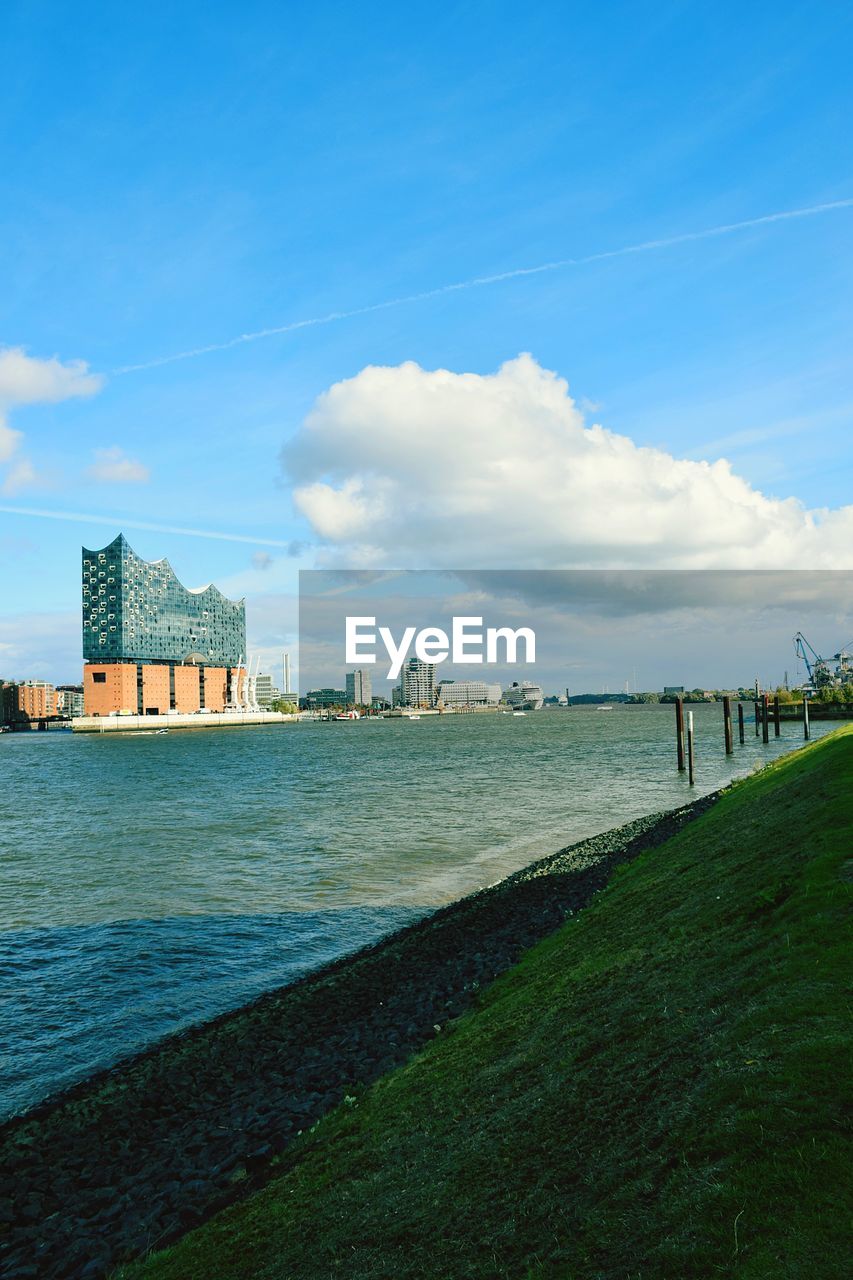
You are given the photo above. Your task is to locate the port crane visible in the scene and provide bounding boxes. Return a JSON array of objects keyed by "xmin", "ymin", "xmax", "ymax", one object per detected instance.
[{"xmin": 793, "ymin": 632, "xmax": 853, "ymax": 690}]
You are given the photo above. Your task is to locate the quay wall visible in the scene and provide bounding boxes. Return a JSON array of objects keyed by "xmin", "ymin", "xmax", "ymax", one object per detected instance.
[{"xmin": 72, "ymin": 711, "xmax": 298, "ymax": 733}]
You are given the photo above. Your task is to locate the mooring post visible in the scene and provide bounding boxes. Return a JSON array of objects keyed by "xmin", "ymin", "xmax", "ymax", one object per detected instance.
[
  {"xmin": 773, "ymin": 694, "xmax": 781, "ymax": 737},
  {"xmin": 675, "ymin": 697, "xmax": 685, "ymax": 771},
  {"xmin": 738, "ymin": 701, "xmax": 745, "ymax": 745},
  {"xmin": 754, "ymin": 698, "xmax": 760, "ymax": 736},
  {"xmin": 723, "ymin": 695, "xmax": 733, "ymax": 755},
  {"xmin": 687, "ymin": 710, "xmax": 695, "ymax": 785},
  {"xmin": 803, "ymin": 695, "xmax": 810, "ymax": 740},
  {"xmin": 762, "ymin": 694, "xmax": 770, "ymax": 744}
]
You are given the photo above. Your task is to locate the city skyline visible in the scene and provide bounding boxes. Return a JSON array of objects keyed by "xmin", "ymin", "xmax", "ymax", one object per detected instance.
[{"xmin": 298, "ymin": 569, "xmax": 853, "ymax": 696}]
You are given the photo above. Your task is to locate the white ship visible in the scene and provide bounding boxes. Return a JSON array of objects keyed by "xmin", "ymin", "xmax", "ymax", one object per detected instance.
[{"xmin": 503, "ymin": 681, "xmax": 544, "ymax": 711}]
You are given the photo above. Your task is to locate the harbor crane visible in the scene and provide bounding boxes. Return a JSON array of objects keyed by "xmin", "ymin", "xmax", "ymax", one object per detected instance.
[{"xmin": 793, "ymin": 632, "xmax": 853, "ymax": 690}]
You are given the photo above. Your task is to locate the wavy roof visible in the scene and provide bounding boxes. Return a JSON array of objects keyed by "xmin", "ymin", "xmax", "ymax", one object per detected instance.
[{"xmin": 83, "ymin": 533, "xmax": 245, "ymax": 606}]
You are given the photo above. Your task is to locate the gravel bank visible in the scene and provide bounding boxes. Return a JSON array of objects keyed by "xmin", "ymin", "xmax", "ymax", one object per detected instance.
[{"xmin": 0, "ymin": 793, "xmax": 719, "ymax": 1279}]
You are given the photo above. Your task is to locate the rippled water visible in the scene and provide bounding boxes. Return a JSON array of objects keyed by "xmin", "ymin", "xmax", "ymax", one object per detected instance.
[{"xmin": 0, "ymin": 705, "xmax": 825, "ymax": 1118}]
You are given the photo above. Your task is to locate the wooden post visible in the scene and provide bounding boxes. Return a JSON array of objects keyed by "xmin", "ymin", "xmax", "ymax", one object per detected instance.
[
  {"xmin": 723, "ymin": 695, "xmax": 733, "ymax": 755},
  {"xmin": 754, "ymin": 699, "xmax": 760, "ymax": 736},
  {"xmin": 687, "ymin": 710, "xmax": 695, "ymax": 785},
  {"xmin": 738, "ymin": 701, "xmax": 745, "ymax": 744},
  {"xmin": 803, "ymin": 696, "xmax": 810, "ymax": 740},
  {"xmin": 762, "ymin": 694, "xmax": 770, "ymax": 744},
  {"xmin": 675, "ymin": 697, "xmax": 685, "ymax": 771},
  {"xmin": 773, "ymin": 694, "xmax": 781, "ymax": 737}
]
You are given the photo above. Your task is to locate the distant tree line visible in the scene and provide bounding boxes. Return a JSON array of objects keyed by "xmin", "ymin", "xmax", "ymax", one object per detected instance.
[
  {"xmin": 811, "ymin": 683, "xmax": 853, "ymax": 705},
  {"xmin": 630, "ymin": 689, "xmax": 755, "ymax": 704},
  {"xmin": 627, "ymin": 685, "xmax": 853, "ymax": 707}
]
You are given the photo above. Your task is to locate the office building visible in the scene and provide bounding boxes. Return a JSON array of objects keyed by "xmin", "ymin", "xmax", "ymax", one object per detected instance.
[
  {"xmin": 346, "ymin": 669, "xmax": 372, "ymax": 706},
  {"xmin": 82, "ymin": 534, "xmax": 246, "ymax": 716},
  {"xmin": 303, "ymin": 688, "xmax": 347, "ymax": 709},
  {"xmin": 254, "ymin": 674, "xmax": 281, "ymax": 708},
  {"xmin": 436, "ymin": 679, "xmax": 501, "ymax": 707}
]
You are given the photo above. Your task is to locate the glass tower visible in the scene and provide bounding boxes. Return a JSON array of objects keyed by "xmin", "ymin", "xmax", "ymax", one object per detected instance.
[{"xmin": 82, "ymin": 534, "xmax": 246, "ymax": 666}]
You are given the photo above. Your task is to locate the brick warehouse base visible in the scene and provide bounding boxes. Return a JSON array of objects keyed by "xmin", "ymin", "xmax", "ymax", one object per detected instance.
[{"xmin": 83, "ymin": 663, "xmax": 241, "ymax": 716}]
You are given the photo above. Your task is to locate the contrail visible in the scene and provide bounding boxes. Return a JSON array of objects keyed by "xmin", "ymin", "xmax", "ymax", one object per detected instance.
[
  {"xmin": 0, "ymin": 504, "xmax": 298, "ymax": 548},
  {"xmin": 113, "ymin": 198, "xmax": 853, "ymax": 375}
]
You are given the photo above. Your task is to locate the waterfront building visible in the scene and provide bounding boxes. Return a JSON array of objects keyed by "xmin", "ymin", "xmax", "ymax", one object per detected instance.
[
  {"xmin": 437, "ymin": 679, "xmax": 501, "ymax": 707},
  {"xmin": 82, "ymin": 534, "xmax": 246, "ymax": 716},
  {"xmin": 254, "ymin": 674, "xmax": 280, "ymax": 708},
  {"xmin": 0, "ymin": 682, "xmax": 16, "ymax": 726},
  {"xmin": 15, "ymin": 680, "xmax": 57, "ymax": 719},
  {"xmin": 346, "ymin": 669, "xmax": 372, "ymax": 707},
  {"xmin": 398, "ymin": 658, "xmax": 436, "ymax": 707},
  {"xmin": 55, "ymin": 685, "xmax": 84, "ymax": 718},
  {"xmin": 303, "ymin": 688, "xmax": 347, "ymax": 709}
]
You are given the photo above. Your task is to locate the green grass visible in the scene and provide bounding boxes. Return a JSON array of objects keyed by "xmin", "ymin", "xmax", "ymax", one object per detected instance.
[{"xmin": 125, "ymin": 729, "xmax": 853, "ymax": 1280}]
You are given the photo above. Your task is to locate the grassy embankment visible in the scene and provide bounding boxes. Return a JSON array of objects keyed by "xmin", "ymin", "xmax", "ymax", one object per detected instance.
[{"xmin": 125, "ymin": 728, "xmax": 852, "ymax": 1280}]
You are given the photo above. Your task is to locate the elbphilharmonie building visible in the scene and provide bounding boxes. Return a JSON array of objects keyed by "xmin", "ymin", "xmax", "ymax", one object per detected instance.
[{"xmin": 82, "ymin": 534, "xmax": 246, "ymax": 716}]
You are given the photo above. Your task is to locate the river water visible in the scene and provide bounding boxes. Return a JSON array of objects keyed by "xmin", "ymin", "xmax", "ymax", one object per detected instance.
[{"xmin": 0, "ymin": 704, "xmax": 824, "ymax": 1119}]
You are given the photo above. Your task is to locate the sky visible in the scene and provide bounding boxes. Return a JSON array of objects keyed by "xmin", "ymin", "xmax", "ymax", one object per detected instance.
[{"xmin": 1, "ymin": 1, "xmax": 852, "ymax": 683}]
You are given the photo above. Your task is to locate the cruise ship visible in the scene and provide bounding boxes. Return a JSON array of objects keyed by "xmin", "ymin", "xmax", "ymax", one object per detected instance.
[{"xmin": 503, "ymin": 680, "xmax": 545, "ymax": 711}]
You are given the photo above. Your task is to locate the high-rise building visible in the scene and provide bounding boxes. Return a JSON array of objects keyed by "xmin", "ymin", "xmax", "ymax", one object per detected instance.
[
  {"xmin": 398, "ymin": 658, "xmax": 436, "ymax": 707},
  {"xmin": 345, "ymin": 669, "xmax": 372, "ymax": 706},
  {"xmin": 82, "ymin": 534, "xmax": 246, "ymax": 716}
]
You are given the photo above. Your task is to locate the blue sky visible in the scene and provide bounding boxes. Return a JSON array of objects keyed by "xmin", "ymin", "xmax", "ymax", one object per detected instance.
[{"xmin": 2, "ymin": 1, "xmax": 852, "ymax": 681}]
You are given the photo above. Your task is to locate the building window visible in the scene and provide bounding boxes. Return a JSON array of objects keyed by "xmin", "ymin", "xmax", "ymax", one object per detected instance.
[{"xmin": 93, "ymin": 672, "xmax": 106, "ymax": 684}]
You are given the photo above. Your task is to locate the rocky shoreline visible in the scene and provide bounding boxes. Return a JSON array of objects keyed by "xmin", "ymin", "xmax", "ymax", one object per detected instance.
[{"xmin": 0, "ymin": 793, "xmax": 719, "ymax": 1280}]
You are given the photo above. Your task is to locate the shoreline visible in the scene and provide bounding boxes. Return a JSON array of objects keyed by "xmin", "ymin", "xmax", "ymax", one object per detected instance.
[{"xmin": 1, "ymin": 789, "xmax": 720, "ymax": 1280}]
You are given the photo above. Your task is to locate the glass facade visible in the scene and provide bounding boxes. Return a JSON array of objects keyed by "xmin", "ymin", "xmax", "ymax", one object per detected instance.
[{"xmin": 82, "ymin": 534, "xmax": 246, "ymax": 666}]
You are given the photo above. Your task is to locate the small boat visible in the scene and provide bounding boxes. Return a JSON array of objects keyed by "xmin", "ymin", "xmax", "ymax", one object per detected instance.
[
  {"xmin": 597, "ymin": 704, "xmax": 614, "ymax": 712},
  {"xmin": 155, "ymin": 728, "xmax": 170, "ymax": 734},
  {"xmin": 407, "ymin": 714, "xmax": 421, "ymax": 720},
  {"xmin": 512, "ymin": 711, "xmax": 526, "ymax": 717}
]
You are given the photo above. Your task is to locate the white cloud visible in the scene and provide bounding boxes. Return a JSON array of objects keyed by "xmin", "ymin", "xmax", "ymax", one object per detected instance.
[
  {"xmin": 87, "ymin": 445, "xmax": 150, "ymax": 484},
  {"xmin": 0, "ymin": 347, "xmax": 103, "ymax": 409},
  {"xmin": 0, "ymin": 346, "xmax": 104, "ymax": 494},
  {"xmin": 1, "ymin": 457, "xmax": 40, "ymax": 496},
  {"xmin": 284, "ymin": 354, "xmax": 853, "ymax": 569},
  {"xmin": 0, "ymin": 422, "xmax": 22, "ymax": 464},
  {"xmin": 252, "ymin": 551, "xmax": 274, "ymax": 571}
]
